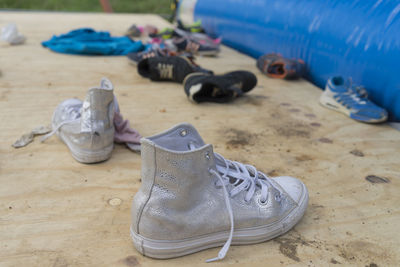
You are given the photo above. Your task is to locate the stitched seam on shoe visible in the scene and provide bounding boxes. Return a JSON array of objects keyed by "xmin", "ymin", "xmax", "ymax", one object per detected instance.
[{"xmin": 136, "ymin": 145, "xmax": 157, "ymax": 235}]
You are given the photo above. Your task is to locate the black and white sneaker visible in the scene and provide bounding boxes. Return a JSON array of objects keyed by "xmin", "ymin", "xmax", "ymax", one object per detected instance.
[
  {"xmin": 183, "ymin": 71, "xmax": 257, "ymax": 103},
  {"xmin": 137, "ymin": 56, "xmax": 212, "ymax": 83},
  {"xmin": 127, "ymin": 48, "xmax": 169, "ymax": 65},
  {"xmin": 172, "ymin": 37, "xmax": 220, "ymax": 57}
]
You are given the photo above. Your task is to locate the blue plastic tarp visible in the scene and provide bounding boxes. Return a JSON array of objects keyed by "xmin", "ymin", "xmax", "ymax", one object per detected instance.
[{"xmin": 192, "ymin": 0, "xmax": 400, "ymax": 121}]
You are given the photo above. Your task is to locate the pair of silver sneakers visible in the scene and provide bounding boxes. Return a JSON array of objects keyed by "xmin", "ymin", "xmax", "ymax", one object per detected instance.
[{"xmin": 48, "ymin": 78, "xmax": 309, "ymax": 262}]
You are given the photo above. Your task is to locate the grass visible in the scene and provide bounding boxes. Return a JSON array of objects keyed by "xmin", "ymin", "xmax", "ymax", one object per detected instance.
[{"xmin": 0, "ymin": 0, "xmax": 172, "ymax": 14}]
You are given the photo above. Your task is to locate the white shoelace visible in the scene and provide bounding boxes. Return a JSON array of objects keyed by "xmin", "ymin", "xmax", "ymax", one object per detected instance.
[
  {"xmin": 188, "ymin": 144, "xmax": 276, "ymax": 262},
  {"xmin": 40, "ymin": 103, "xmax": 82, "ymax": 142},
  {"xmin": 206, "ymin": 168, "xmax": 234, "ymax": 263}
]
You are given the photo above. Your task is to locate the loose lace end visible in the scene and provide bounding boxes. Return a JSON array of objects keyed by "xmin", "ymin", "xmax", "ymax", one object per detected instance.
[
  {"xmin": 206, "ymin": 257, "xmax": 222, "ymax": 263},
  {"xmin": 40, "ymin": 133, "xmax": 51, "ymax": 142},
  {"xmin": 40, "ymin": 130, "xmax": 56, "ymax": 142},
  {"xmin": 206, "ymin": 245, "xmax": 229, "ymax": 263},
  {"xmin": 206, "ymin": 257, "xmax": 220, "ymax": 263}
]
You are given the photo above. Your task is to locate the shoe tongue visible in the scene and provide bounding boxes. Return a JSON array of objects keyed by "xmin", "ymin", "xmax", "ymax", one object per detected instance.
[
  {"xmin": 214, "ymin": 155, "xmax": 226, "ymax": 167},
  {"xmin": 100, "ymin": 77, "xmax": 113, "ymax": 90},
  {"xmin": 63, "ymin": 100, "xmax": 83, "ymax": 121},
  {"xmin": 334, "ymin": 78, "xmax": 352, "ymax": 92},
  {"xmin": 343, "ymin": 77, "xmax": 352, "ymax": 88},
  {"xmin": 333, "ymin": 84, "xmax": 349, "ymax": 93}
]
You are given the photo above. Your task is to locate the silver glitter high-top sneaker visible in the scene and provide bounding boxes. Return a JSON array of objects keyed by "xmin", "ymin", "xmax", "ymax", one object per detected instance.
[
  {"xmin": 131, "ymin": 123, "xmax": 308, "ymax": 262},
  {"xmin": 42, "ymin": 78, "xmax": 115, "ymax": 163}
]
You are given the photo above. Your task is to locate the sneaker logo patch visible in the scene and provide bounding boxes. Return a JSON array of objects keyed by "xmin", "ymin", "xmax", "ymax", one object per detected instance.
[
  {"xmin": 232, "ymin": 82, "xmax": 243, "ymax": 89},
  {"xmin": 157, "ymin": 63, "xmax": 174, "ymax": 79}
]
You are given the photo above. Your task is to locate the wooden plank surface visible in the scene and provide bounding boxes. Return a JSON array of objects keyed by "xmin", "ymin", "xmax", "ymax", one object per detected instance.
[{"xmin": 1, "ymin": 12, "xmax": 399, "ymax": 267}]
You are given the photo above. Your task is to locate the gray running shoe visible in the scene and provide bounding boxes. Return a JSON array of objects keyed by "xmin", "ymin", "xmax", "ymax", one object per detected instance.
[
  {"xmin": 131, "ymin": 123, "xmax": 308, "ymax": 262},
  {"xmin": 42, "ymin": 78, "xmax": 115, "ymax": 163}
]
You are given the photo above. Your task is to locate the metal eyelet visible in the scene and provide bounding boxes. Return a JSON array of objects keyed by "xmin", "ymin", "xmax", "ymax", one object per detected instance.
[
  {"xmin": 205, "ymin": 151, "xmax": 210, "ymax": 160},
  {"xmin": 179, "ymin": 129, "xmax": 187, "ymax": 137},
  {"xmin": 275, "ymin": 194, "xmax": 282, "ymax": 202},
  {"xmin": 258, "ymin": 197, "xmax": 268, "ymax": 205}
]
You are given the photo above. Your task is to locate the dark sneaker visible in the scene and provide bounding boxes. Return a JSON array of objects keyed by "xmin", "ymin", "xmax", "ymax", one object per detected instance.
[
  {"xmin": 177, "ymin": 19, "xmax": 205, "ymax": 33},
  {"xmin": 183, "ymin": 71, "xmax": 257, "ymax": 103},
  {"xmin": 173, "ymin": 36, "xmax": 220, "ymax": 57},
  {"xmin": 127, "ymin": 48, "xmax": 170, "ymax": 65},
  {"xmin": 257, "ymin": 53, "xmax": 305, "ymax": 79},
  {"xmin": 149, "ymin": 28, "xmax": 175, "ymax": 39},
  {"xmin": 127, "ymin": 46, "xmax": 198, "ymax": 65},
  {"xmin": 126, "ymin": 24, "xmax": 142, "ymax": 38},
  {"xmin": 137, "ymin": 56, "xmax": 212, "ymax": 83},
  {"xmin": 173, "ymin": 28, "xmax": 221, "ymax": 47}
]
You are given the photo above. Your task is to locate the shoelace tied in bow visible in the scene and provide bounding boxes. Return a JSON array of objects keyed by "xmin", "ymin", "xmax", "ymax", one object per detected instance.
[{"xmin": 188, "ymin": 144, "xmax": 281, "ymax": 262}]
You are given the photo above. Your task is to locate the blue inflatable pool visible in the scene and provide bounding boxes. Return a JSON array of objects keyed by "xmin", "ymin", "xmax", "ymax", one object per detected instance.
[{"xmin": 179, "ymin": 0, "xmax": 400, "ymax": 121}]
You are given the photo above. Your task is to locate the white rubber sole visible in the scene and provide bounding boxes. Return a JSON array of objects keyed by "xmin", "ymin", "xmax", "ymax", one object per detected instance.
[
  {"xmin": 130, "ymin": 183, "xmax": 308, "ymax": 259},
  {"xmin": 58, "ymin": 131, "xmax": 113, "ymax": 164},
  {"xmin": 319, "ymin": 93, "xmax": 351, "ymax": 116}
]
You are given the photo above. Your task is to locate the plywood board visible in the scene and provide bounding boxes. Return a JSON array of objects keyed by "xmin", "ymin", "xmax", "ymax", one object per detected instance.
[{"xmin": 0, "ymin": 12, "xmax": 399, "ymax": 267}]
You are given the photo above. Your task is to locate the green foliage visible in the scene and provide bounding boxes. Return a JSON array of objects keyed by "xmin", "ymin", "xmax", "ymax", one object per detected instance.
[{"xmin": 0, "ymin": 0, "xmax": 172, "ymax": 14}]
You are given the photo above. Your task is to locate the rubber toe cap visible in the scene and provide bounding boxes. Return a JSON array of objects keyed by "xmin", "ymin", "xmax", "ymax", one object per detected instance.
[{"xmin": 273, "ymin": 176, "xmax": 307, "ymax": 204}]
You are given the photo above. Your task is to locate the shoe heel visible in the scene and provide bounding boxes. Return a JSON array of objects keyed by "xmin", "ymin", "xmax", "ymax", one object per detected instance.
[{"xmin": 70, "ymin": 144, "xmax": 113, "ymax": 164}]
